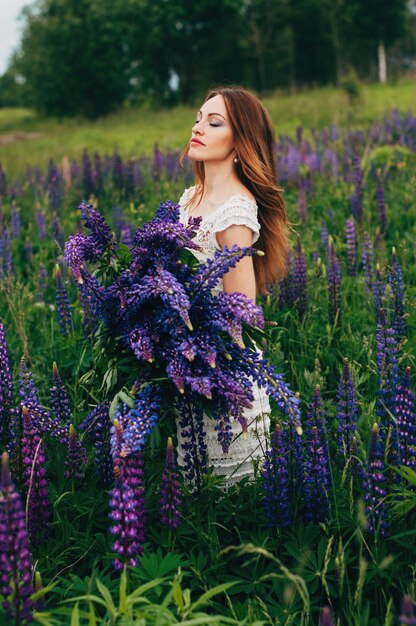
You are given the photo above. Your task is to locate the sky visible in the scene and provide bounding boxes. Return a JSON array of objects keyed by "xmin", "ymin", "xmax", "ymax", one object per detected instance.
[{"xmin": 0, "ymin": 0, "xmax": 36, "ymax": 75}]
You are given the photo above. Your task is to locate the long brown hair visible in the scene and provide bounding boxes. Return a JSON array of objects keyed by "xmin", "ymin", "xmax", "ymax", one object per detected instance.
[{"xmin": 181, "ymin": 85, "xmax": 290, "ymax": 295}]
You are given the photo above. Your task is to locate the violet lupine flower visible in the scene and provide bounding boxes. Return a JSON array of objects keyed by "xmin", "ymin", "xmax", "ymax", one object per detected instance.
[
  {"xmin": 55, "ymin": 264, "xmax": 73, "ymax": 337},
  {"xmin": 363, "ymin": 423, "xmax": 388, "ymax": 536},
  {"xmin": 0, "ymin": 164, "xmax": 6, "ymax": 198},
  {"xmin": 50, "ymin": 362, "xmax": 72, "ymax": 423},
  {"xmin": 376, "ymin": 307, "xmax": 399, "ymax": 431},
  {"xmin": 109, "ymin": 419, "xmax": 146, "ymax": 570},
  {"xmin": 0, "ymin": 319, "xmax": 13, "ymax": 444},
  {"xmin": 293, "ymin": 236, "xmax": 307, "ymax": 319},
  {"xmin": 350, "ymin": 157, "xmax": 363, "ymax": 222},
  {"xmin": 64, "ymin": 424, "xmax": 87, "ymax": 481},
  {"xmin": 345, "ymin": 218, "xmax": 356, "ymax": 277},
  {"xmin": 262, "ymin": 423, "xmax": 291, "ymax": 528},
  {"xmin": 176, "ymin": 395, "xmax": 207, "ymax": 491},
  {"xmin": 287, "ymin": 145, "xmax": 301, "ymax": 182},
  {"xmin": 10, "ymin": 200, "xmax": 21, "ymax": 238},
  {"xmin": 361, "ymin": 232, "xmax": 374, "ymax": 293},
  {"xmin": 327, "ymin": 237, "xmax": 341, "ymax": 325},
  {"xmin": 120, "ymin": 224, "xmax": 133, "ymax": 247},
  {"xmin": 112, "ymin": 153, "xmax": 124, "ymax": 190},
  {"xmin": 0, "ymin": 452, "xmax": 34, "ymax": 623},
  {"xmin": 35, "ymin": 209, "xmax": 47, "ymax": 240},
  {"xmin": 21, "ymin": 405, "xmax": 51, "ymax": 547},
  {"xmin": 78, "ymin": 288, "xmax": 99, "ymax": 336},
  {"xmin": 282, "ymin": 406, "xmax": 304, "ymax": 499},
  {"xmin": 302, "ymin": 425, "xmax": 331, "ymax": 523},
  {"xmin": 376, "ymin": 176, "xmax": 387, "ymax": 232},
  {"xmin": 18, "ymin": 358, "xmax": 39, "ymax": 405},
  {"xmin": 395, "ymin": 368, "xmax": 416, "ymax": 470},
  {"xmin": 387, "ymin": 247, "xmax": 406, "ymax": 339},
  {"xmin": 304, "ymin": 385, "xmax": 328, "ymax": 452},
  {"xmin": 320, "ymin": 607, "xmax": 335, "ymax": 626},
  {"xmin": 278, "ymin": 250, "xmax": 295, "ymax": 309},
  {"xmin": 111, "ymin": 385, "xmax": 161, "ymax": 457},
  {"xmin": 336, "ymin": 358, "xmax": 358, "ymax": 461},
  {"xmin": 160, "ymin": 437, "xmax": 182, "ymax": 530},
  {"xmin": 320, "ymin": 223, "xmax": 328, "ymax": 253},
  {"xmin": 373, "ymin": 264, "xmax": 385, "ymax": 318},
  {"xmin": 79, "ymin": 401, "xmax": 112, "ymax": 488},
  {"xmin": 399, "ymin": 596, "xmax": 416, "ymax": 625},
  {"xmin": 297, "ymin": 180, "xmax": 307, "ymax": 223}
]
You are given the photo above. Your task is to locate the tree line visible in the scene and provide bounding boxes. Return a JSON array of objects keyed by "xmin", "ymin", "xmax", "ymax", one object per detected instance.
[{"xmin": 0, "ymin": 0, "xmax": 414, "ymax": 118}]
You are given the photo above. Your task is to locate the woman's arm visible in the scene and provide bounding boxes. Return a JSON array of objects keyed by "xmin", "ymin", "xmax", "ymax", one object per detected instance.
[{"xmin": 216, "ymin": 225, "xmax": 256, "ymax": 301}]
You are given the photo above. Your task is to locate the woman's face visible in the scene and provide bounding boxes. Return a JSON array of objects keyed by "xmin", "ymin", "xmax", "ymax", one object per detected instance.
[{"xmin": 188, "ymin": 94, "xmax": 236, "ymax": 163}]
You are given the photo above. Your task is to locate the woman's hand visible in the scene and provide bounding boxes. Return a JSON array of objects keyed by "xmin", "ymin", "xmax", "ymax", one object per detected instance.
[{"xmin": 216, "ymin": 225, "xmax": 256, "ymax": 301}]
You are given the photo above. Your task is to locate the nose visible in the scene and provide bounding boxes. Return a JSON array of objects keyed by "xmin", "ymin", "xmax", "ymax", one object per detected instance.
[{"xmin": 192, "ymin": 119, "xmax": 203, "ymax": 135}]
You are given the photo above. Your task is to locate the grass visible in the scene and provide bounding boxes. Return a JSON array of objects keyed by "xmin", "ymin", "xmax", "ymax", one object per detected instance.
[{"xmin": 1, "ymin": 78, "xmax": 416, "ymax": 178}]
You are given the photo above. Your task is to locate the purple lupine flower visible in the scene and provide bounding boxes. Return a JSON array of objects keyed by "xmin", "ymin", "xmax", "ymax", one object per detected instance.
[
  {"xmin": 293, "ymin": 236, "xmax": 307, "ymax": 319},
  {"xmin": 336, "ymin": 358, "xmax": 358, "ymax": 460},
  {"xmin": 320, "ymin": 223, "xmax": 328, "ymax": 253},
  {"xmin": 282, "ymin": 406, "xmax": 304, "ymax": 499},
  {"xmin": 327, "ymin": 237, "xmax": 341, "ymax": 325},
  {"xmin": 112, "ymin": 153, "xmax": 124, "ymax": 190},
  {"xmin": 361, "ymin": 232, "xmax": 374, "ymax": 293},
  {"xmin": 78, "ymin": 201, "xmax": 113, "ymax": 249},
  {"xmin": 78, "ymin": 287, "xmax": 99, "ymax": 336},
  {"xmin": 160, "ymin": 437, "xmax": 182, "ymax": 529},
  {"xmin": 0, "ymin": 228, "xmax": 13, "ymax": 277},
  {"xmin": 120, "ymin": 224, "xmax": 133, "ymax": 247},
  {"xmin": 152, "ymin": 143, "xmax": 164, "ymax": 180},
  {"xmin": 376, "ymin": 307, "xmax": 399, "ymax": 430},
  {"xmin": 50, "ymin": 362, "xmax": 72, "ymax": 423},
  {"xmin": 24, "ymin": 237, "xmax": 33, "ymax": 264},
  {"xmin": 0, "ymin": 164, "xmax": 6, "ymax": 198},
  {"xmin": 345, "ymin": 218, "xmax": 356, "ymax": 277},
  {"xmin": 399, "ymin": 596, "xmax": 416, "ymax": 625},
  {"xmin": 10, "ymin": 200, "xmax": 21, "ymax": 238},
  {"xmin": 109, "ymin": 419, "xmax": 146, "ymax": 570},
  {"xmin": 297, "ymin": 179, "xmax": 307, "ymax": 223},
  {"xmin": 55, "ymin": 264, "xmax": 73, "ymax": 337},
  {"xmin": 320, "ymin": 607, "xmax": 335, "ymax": 626},
  {"xmin": 278, "ymin": 250, "xmax": 295, "ymax": 309},
  {"xmin": 52, "ymin": 211, "xmax": 64, "ymax": 249},
  {"xmin": 363, "ymin": 423, "xmax": 388, "ymax": 536},
  {"xmin": 0, "ymin": 452, "xmax": 34, "ymax": 623},
  {"xmin": 376, "ymin": 176, "xmax": 387, "ymax": 232},
  {"xmin": 64, "ymin": 424, "xmax": 87, "ymax": 481},
  {"xmin": 0, "ymin": 319, "xmax": 13, "ymax": 444},
  {"xmin": 21, "ymin": 405, "xmax": 51, "ymax": 546},
  {"xmin": 350, "ymin": 155, "xmax": 363, "ymax": 222},
  {"xmin": 287, "ymin": 145, "xmax": 301, "ymax": 182},
  {"xmin": 79, "ymin": 401, "xmax": 112, "ymax": 488},
  {"xmin": 387, "ymin": 247, "xmax": 406, "ymax": 339},
  {"xmin": 111, "ymin": 385, "xmax": 161, "ymax": 456},
  {"xmin": 262, "ymin": 423, "xmax": 291, "ymax": 528},
  {"xmin": 396, "ymin": 368, "xmax": 416, "ymax": 470},
  {"xmin": 176, "ymin": 395, "xmax": 207, "ymax": 492},
  {"xmin": 302, "ymin": 425, "xmax": 331, "ymax": 523},
  {"xmin": 36, "ymin": 263, "xmax": 48, "ymax": 302},
  {"xmin": 18, "ymin": 358, "xmax": 39, "ymax": 405},
  {"xmin": 373, "ymin": 264, "xmax": 385, "ymax": 317},
  {"xmin": 93, "ymin": 152, "xmax": 103, "ymax": 195}
]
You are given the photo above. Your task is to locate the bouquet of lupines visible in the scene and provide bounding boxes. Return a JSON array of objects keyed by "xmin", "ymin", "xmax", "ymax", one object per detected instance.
[{"xmin": 64, "ymin": 201, "xmax": 300, "ymax": 463}]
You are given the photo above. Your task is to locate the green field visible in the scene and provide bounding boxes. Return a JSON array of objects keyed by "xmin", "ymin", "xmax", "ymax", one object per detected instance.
[{"xmin": 1, "ymin": 79, "xmax": 416, "ymax": 177}]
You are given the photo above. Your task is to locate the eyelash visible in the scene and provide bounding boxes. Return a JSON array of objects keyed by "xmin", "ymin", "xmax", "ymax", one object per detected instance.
[{"xmin": 194, "ymin": 120, "xmax": 222, "ymax": 127}]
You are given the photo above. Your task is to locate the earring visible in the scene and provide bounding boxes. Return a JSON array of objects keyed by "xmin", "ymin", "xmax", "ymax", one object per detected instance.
[{"xmin": 233, "ymin": 155, "xmax": 239, "ymax": 164}]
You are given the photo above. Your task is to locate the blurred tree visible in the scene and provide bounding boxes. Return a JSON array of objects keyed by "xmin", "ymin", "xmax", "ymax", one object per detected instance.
[{"xmin": 14, "ymin": 0, "xmax": 145, "ymax": 117}]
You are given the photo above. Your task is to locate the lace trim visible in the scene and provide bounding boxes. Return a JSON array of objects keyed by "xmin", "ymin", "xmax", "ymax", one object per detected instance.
[{"xmin": 178, "ymin": 186, "xmax": 260, "ymax": 254}]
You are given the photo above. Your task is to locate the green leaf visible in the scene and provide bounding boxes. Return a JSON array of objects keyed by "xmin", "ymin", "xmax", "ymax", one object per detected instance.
[
  {"xmin": 189, "ymin": 582, "xmax": 237, "ymax": 611},
  {"xmin": 96, "ymin": 579, "xmax": 117, "ymax": 616},
  {"xmin": 70, "ymin": 603, "xmax": 80, "ymax": 626}
]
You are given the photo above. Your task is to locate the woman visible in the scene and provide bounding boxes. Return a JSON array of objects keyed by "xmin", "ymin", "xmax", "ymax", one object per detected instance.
[{"xmin": 177, "ymin": 86, "xmax": 290, "ymax": 487}]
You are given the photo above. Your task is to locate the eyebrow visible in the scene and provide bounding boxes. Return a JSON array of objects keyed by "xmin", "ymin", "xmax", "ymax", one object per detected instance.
[{"xmin": 197, "ymin": 110, "xmax": 226, "ymax": 120}]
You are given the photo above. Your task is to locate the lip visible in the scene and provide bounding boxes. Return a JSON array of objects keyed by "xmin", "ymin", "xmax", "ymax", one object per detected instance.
[{"xmin": 190, "ymin": 138, "xmax": 205, "ymax": 146}]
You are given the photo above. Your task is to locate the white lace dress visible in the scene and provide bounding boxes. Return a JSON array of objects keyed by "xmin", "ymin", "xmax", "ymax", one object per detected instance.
[{"xmin": 176, "ymin": 186, "xmax": 271, "ymax": 487}]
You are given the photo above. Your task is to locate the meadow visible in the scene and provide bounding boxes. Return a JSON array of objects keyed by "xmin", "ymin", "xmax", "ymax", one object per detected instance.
[{"xmin": 0, "ymin": 83, "xmax": 416, "ymax": 625}]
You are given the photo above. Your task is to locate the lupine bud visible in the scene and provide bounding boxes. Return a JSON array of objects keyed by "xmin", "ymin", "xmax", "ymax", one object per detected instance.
[
  {"xmin": 376, "ymin": 176, "xmax": 387, "ymax": 232},
  {"xmin": 361, "ymin": 232, "xmax": 374, "ymax": 293},
  {"xmin": 376, "ymin": 308, "xmax": 399, "ymax": 431},
  {"xmin": 328, "ymin": 237, "xmax": 341, "ymax": 325},
  {"xmin": 303, "ymin": 425, "xmax": 331, "ymax": 523},
  {"xmin": 336, "ymin": 358, "xmax": 358, "ymax": 460},
  {"xmin": 50, "ymin": 362, "xmax": 72, "ymax": 423},
  {"xmin": 55, "ymin": 264, "xmax": 73, "ymax": 337},
  {"xmin": 350, "ymin": 155, "xmax": 363, "ymax": 222},
  {"xmin": 395, "ymin": 368, "xmax": 416, "ymax": 470},
  {"xmin": 0, "ymin": 319, "xmax": 13, "ymax": 443},
  {"xmin": 363, "ymin": 423, "xmax": 388, "ymax": 536},
  {"xmin": 387, "ymin": 247, "xmax": 406, "ymax": 339},
  {"xmin": 293, "ymin": 236, "xmax": 308, "ymax": 319},
  {"xmin": 320, "ymin": 606, "xmax": 335, "ymax": 626},
  {"xmin": 64, "ymin": 424, "xmax": 87, "ymax": 481},
  {"xmin": 345, "ymin": 218, "xmax": 356, "ymax": 277},
  {"xmin": 160, "ymin": 437, "xmax": 182, "ymax": 529},
  {"xmin": 399, "ymin": 595, "xmax": 416, "ymax": 625},
  {"xmin": 262, "ymin": 424, "xmax": 291, "ymax": 528},
  {"xmin": 0, "ymin": 452, "xmax": 34, "ymax": 623},
  {"xmin": 79, "ymin": 402, "xmax": 112, "ymax": 488}
]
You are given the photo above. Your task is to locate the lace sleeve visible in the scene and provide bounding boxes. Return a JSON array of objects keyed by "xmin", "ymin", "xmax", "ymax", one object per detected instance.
[{"xmin": 210, "ymin": 196, "xmax": 260, "ymax": 250}]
